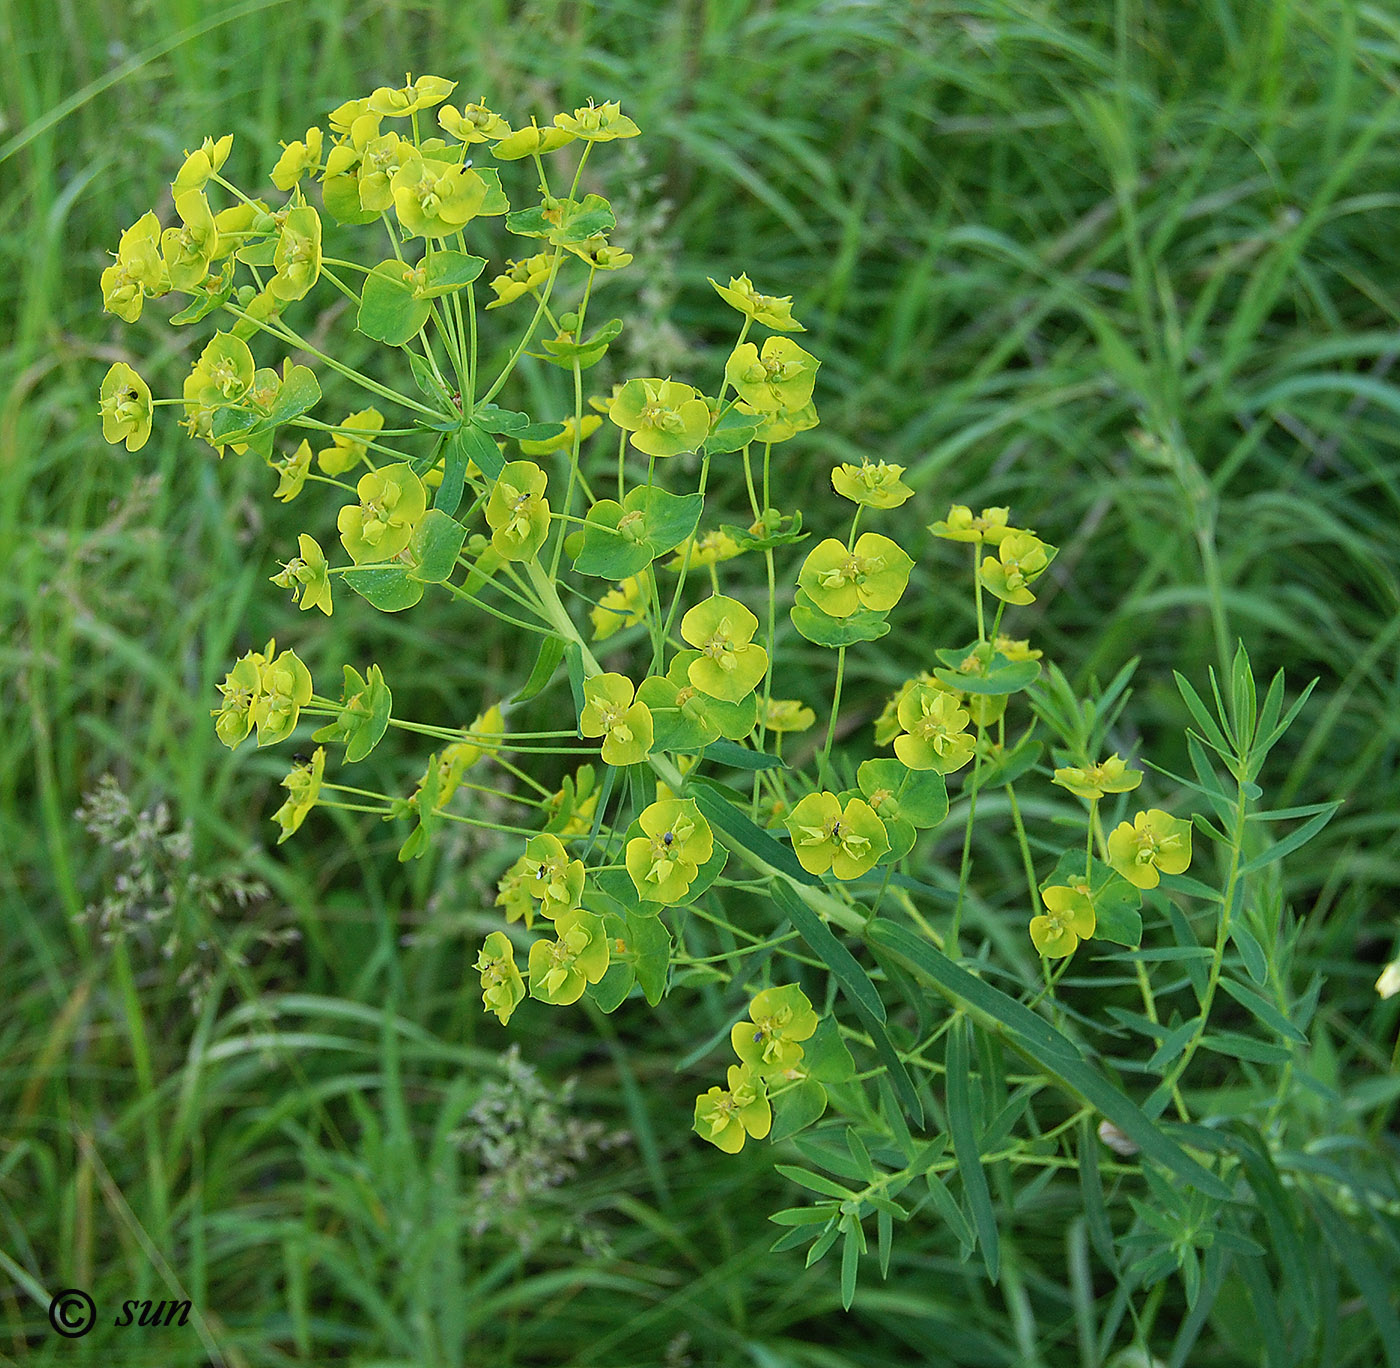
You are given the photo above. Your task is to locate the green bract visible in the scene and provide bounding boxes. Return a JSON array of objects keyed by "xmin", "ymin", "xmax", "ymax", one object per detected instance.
[
  {"xmin": 797, "ymin": 533, "xmax": 913, "ymax": 619},
  {"xmin": 608, "ymin": 378, "xmax": 710, "ymax": 458},
  {"xmin": 338, "ymin": 462, "xmax": 427, "ymax": 564},
  {"xmin": 212, "ymin": 646, "xmax": 271, "ymax": 750},
  {"xmin": 271, "ymin": 533, "xmax": 334, "ymax": 616},
  {"xmin": 527, "ymin": 908, "xmax": 610, "ymax": 1005},
  {"xmin": 98, "ymin": 362, "xmax": 153, "ymax": 452},
  {"xmin": 102, "ymin": 212, "xmax": 166, "ymax": 321},
  {"xmin": 978, "ymin": 531, "xmax": 1053, "ymax": 606},
  {"xmin": 484, "ymin": 460, "xmax": 550, "ymax": 561},
  {"xmin": 185, "ymin": 331, "xmax": 255, "ymax": 411},
  {"xmin": 357, "ymin": 131, "xmax": 411, "ymax": 212},
  {"xmin": 161, "ymin": 190, "xmax": 219, "ymax": 292},
  {"xmin": 580, "ymin": 673, "xmax": 653, "ymax": 767},
  {"xmin": 553, "ymin": 99, "xmax": 640, "ymax": 141},
  {"xmin": 785, "ymin": 791, "xmax": 889, "ymax": 880},
  {"xmin": 830, "ymin": 458, "xmax": 912, "ymax": 509},
  {"xmin": 438, "ymin": 100, "xmax": 511, "ymax": 143},
  {"xmin": 270, "ymin": 126, "xmax": 323, "ymax": 190},
  {"xmin": 272, "ymin": 746, "xmax": 325, "ymax": 843},
  {"xmin": 590, "ymin": 572, "xmax": 649, "ymax": 639},
  {"xmin": 269, "ymin": 205, "xmax": 322, "ymax": 301},
  {"xmin": 680, "ymin": 595, "xmax": 768, "ymax": 702},
  {"xmin": 625, "ymin": 799, "xmax": 713, "ymax": 904},
  {"xmin": 928, "ymin": 504, "xmax": 1013, "ymax": 544},
  {"xmin": 173, "ymin": 134, "xmax": 233, "ymax": 194},
  {"xmin": 1053, "ymin": 753, "xmax": 1144, "ymax": 801},
  {"xmin": 391, "ymin": 155, "xmax": 508, "ymax": 238},
  {"xmin": 486, "ymin": 253, "xmax": 552, "ymax": 308},
  {"xmin": 1107, "ymin": 809, "xmax": 1193, "ymax": 889},
  {"xmin": 1031, "ymin": 883, "xmax": 1096, "ymax": 958},
  {"xmin": 693, "ymin": 1064, "xmax": 771, "ymax": 1154},
  {"xmin": 761, "ymin": 698, "xmax": 816, "ymax": 733},
  {"xmin": 317, "ymin": 407, "xmax": 384, "ymax": 475},
  {"xmin": 273, "ymin": 439, "xmax": 312, "ymax": 501},
  {"xmin": 521, "ymin": 833, "xmax": 585, "ymax": 919},
  {"xmin": 491, "ymin": 121, "xmax": 573, "ymax": 160},
  {"xmin": 731, "ymin": 985, "xmax": 818, "ymax": 1075},
  {"xmin": 476, "ymin": 931, "xmax": 526, "ymax": 1024},
  {"xmin": 312, "ymin": 663, "xmax": 392, "ymax": 763},
  {"xmin": 724, "ymin": 337, "xmax": 820, "ymax": 412},
  {"xmin": 250, "ymin": 647, "xmax": 313, "ymax": 746},
  {"xmin": 893, "ymin": 684, "xmax": 975, "ymax": 773},
  {"xmin": 708, "ymin": 273, "xmax": 804, "ymax": 331},
  {"xmin": 367, "ymin": 74, "xmax": 457, "ymax": 117}
]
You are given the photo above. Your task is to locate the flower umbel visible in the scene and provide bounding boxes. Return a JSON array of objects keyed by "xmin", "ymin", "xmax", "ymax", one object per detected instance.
[{"xmin": 1107, "ymin": 809, "xmax": 1193, "ymax": 889}]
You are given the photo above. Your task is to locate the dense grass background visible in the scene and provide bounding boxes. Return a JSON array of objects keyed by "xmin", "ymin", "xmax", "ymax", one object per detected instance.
[{"xmin": 3, "ymin": 0, "xmax": 1400, "ymax": 1364}]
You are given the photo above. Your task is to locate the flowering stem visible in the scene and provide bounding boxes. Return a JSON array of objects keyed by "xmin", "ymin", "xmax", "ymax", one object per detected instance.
[
  {"xmin": 819, "ymin": 646, "xmax": 847, "ymax": 778},
  {"xmin": 949, "ymin": 746, "xmax": 984, "ymax": 952}
]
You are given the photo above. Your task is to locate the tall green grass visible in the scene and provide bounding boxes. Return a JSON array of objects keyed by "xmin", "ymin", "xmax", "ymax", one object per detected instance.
[{"xmin": 2, "ymin": 1, "xmax": 1398, "ymax": 1363}]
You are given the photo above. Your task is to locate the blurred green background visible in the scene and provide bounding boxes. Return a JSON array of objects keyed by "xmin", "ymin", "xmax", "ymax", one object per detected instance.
[{"xmin": 3, "ymin": 1, "xmax": 1399, "ymax": 1364}]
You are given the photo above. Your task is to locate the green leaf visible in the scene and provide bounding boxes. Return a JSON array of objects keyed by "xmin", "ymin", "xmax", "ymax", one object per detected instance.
[
  {"xmin": 1218, "ymin": 978, "xmax": 1308, "ymax": 1045},
  {"xmin": 774, "ymin": 1165, "xmax": 854, "ymax": 1201},
  {"xmin": 840, "ymin": 1220, "xmax": 860, "ymax": 1310},
  {"xmin": 700, "ymin": 739, "xmax": 784, "ymax": 771},
  {"xmin": 471, "ymin": 404, "xmax": 530, "ymax": 434},
  {"xmin": 924, "ymin": 1171, "xmax": 975, "ymax": 1254},
  {"xmin": 1229, "ymin": 922, "xmax": 1268, "ymax": 984},
  {"xmin": 358, "ymin": 262, "xmax": 431, "ymax": 345},
  {"xmin": 461, "ymin": 423, "xmax": 504, "ymax": 480},
  {"xmin": 1173, "ymin": 670, "xmax": 1233, "ymax": 755},
  {"xmin": 790, "ymin": 589, "xmax": 890, "ymax": 647},
  {"xmin": 771, "ymin": 883, "xmax": 884, "ymax": 1024},
  {"xmin": 407, "ymin": 509, "xmax": 466, "ymax": 583},
  {"xmin": 768, "ymin": 1204, "xmax": 838, "ymax": 1226},
  {"xmin": 514, "ymin": 635, "xmax": 566, "ymax": 703},
  {"xmin": 628, "ymin": 911, "xmax": 671, "ymax": 1005},
  {"xmin": 1237, "ymin": 802, "xmax": 1340, "ymax": 876},
  {"xmin": 433, "ymin": 432, "xmax": 468, "ymax": 516},
  {"xmin": 1077, "ymin": 1117, "xmax": 1118, "ymax": 1272},
  {"xmin": 947, "ymin": 1017, "xmax": 999, "ymax": 1282},
  {"xmin": 341, "ymin": 564, "xmax": 425, "ymax": 612},
  {"xmin": 865, "ymin": 920, "xmax": 1232, "ymax": 1199},
  {"xmin": 770, "ymin": 1079, "xmax": 828, "ymax": 1142},
  {"xmin": 1198, "ymin": 1032, "xmax": 1291, "ymax": 1065}
]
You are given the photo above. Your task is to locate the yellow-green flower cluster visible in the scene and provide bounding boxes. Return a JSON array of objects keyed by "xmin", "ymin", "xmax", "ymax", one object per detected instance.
[
  {"xmin": 626, "ymin": 799, "xmax": 714, "ymax": 904},
  {"xmin": 784, "ymin": 791, "xmax": 889, "ymax": 879},
  {"xmin": 212, "ymin": 640, "xmax": 313, "ymax": 749},
  {"xmin": 694, "ymin": 984, "xmax": 817, "ymax": 1153}
]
